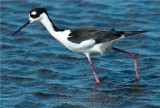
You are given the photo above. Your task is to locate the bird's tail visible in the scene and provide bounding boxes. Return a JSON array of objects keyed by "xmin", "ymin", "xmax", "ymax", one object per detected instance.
[{"xmin": 123, "ymin": 31, "xmax": 147, "ymax": 36}]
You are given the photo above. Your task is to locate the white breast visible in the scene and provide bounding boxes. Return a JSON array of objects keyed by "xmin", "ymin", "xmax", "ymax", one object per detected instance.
[{"xmin": 51, "ymin": 30, "xmax": 96, "ymax": 53}]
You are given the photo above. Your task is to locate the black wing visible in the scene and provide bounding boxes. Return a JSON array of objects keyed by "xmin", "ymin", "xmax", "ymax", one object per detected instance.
[{"xmin": 68, "ymin": 28, "xmax": 124, "ymax": 44}]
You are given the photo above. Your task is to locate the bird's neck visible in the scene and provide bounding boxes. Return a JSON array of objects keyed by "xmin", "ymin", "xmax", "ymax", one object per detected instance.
[{"xmin": 40, "ymin": 14, "xmax": 65, "ymax": 41}]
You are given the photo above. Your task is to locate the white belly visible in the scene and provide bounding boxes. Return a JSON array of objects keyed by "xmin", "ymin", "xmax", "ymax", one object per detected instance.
[
  {"xmin": 66, "ymin": 39, "xmax": 118, "ymax": 54},
  {"xmin": 82, "ymin": 40, "xmax": 118, "ymax": 54},
  {"xmin": 69, "ymin": 35, "xmax": 125, "ymax": 54}
]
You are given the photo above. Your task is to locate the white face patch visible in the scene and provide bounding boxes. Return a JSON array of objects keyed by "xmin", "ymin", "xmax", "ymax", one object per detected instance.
[{"xmin": 31, "ymin": 11, "xmax": 36, "ymax": 15}]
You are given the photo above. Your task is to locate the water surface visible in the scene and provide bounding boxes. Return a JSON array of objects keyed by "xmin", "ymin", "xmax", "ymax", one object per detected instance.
[{"xmin": 1, "ymin": 0, "xmax": 160, "ymax": 108}]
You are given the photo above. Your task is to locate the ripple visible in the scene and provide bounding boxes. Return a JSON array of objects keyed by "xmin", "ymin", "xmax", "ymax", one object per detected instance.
[
  {"xmin": 1, "ymin": 75, "xmax": 34, "ymax": 82},
  {"xmin": 34, "ymin": 92, "xmax": 70, "ymax": 98},
  {"xmin": 1, "ymin": 59, "xmax": 43, "ymax": 66},
  {"xmin": 37, "ymin": 69, "xmax": 59, "ymax": 79},
  {"xmin": 84, "ymin": 93, "xmax": 123, "ymax": 106},
  {"xmin": 31, "ymin": 42, "xmax": 48, "ymax": 47},
  {"xmin": 0, "ymin": 44, "xmax": 12, "ymax": 49},
  {"xmin": 56, "ymin": 103, "xmax": 85, "ymax": 108},
  {"xmin": 36, "ymin": 52, "xmax": 56, "ymax": 58},
  {"xmin": 11, "ymin": 37, "xmax": 33, "ymax": 43},
  {"xmin": 14, "ymin": 101, "xmax": 45, "ymax": 108}
]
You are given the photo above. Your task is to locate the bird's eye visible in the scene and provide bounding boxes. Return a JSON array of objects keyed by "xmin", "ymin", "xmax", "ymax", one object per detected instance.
[{"xmin": 30, "ymin": 11, "xmax": 37, "ymax": 18}]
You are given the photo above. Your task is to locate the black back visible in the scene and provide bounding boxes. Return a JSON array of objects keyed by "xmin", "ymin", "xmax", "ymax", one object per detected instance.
[{"xmin": 68, "ymin": 28, "xmax": 124, "ymax": 44}]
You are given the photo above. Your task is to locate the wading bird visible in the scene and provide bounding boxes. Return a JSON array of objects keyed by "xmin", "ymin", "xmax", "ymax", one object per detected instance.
[{"xmin": 12, "ymin": 8, "xmax": 146, "ymax": 84}]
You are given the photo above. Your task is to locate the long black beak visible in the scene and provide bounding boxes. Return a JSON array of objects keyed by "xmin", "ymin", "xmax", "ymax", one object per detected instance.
[{"xmin": 12, "ymin": 20, "xmax": 30, "ymax": 36}]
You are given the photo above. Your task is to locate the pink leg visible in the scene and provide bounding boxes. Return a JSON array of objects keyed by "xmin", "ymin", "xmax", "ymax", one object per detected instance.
[
  {"xmin": 85, "ymin": 53, "xmax": 100, "ymax": 84},
  {"xmin": 112, "ymin": 47, "xmax": 140, "ymax": 80}
]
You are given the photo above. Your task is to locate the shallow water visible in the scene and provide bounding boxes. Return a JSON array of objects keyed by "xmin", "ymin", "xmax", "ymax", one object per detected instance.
[{"xmin": 1, "ymin": 0, "xmax": 160, "ymax": 108}]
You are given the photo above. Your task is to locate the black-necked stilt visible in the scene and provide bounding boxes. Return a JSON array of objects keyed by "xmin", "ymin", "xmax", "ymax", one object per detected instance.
[{"xmin": 12, "ymin": 8, "xmax": 146, "ymax": 84}]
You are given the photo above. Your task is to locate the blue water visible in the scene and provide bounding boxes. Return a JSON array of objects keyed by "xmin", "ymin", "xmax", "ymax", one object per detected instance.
[{"xmin": 1, "ymin": 0, "xmax": 160, "ymax": 108}]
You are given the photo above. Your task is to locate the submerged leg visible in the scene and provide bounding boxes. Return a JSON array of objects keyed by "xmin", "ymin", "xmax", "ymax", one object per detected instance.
[
  {"xmin": 85, "ymin": 53, "xmax": 100, "ymax": 84},
  {"xmin": 112, "ymin": 47, "xmax": 139, "ymax": 80}
]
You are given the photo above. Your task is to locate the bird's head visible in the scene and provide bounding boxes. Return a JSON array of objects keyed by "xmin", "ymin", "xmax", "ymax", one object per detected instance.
[
  {"xmin": 29, "ymin": 7, "xmax": 47, "ymax": 23},
  {"xmin": 12, "ymin": 7, "xmax": 48, "ymax": 35}
]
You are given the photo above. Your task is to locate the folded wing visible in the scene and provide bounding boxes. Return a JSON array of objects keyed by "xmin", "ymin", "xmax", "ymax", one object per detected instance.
[{"xmin": 68, "ymin": 28, "xmax": 124, "ymax": 44}]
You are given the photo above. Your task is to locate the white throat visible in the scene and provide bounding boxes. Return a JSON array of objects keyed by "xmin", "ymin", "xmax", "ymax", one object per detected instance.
[
  {"xmin": 40, "ymin": 13, "xmax": 58, "ymax": 36},
  {"xmin": 39, "ymin": 13, "xmax": 71, "ymax": 48}
]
